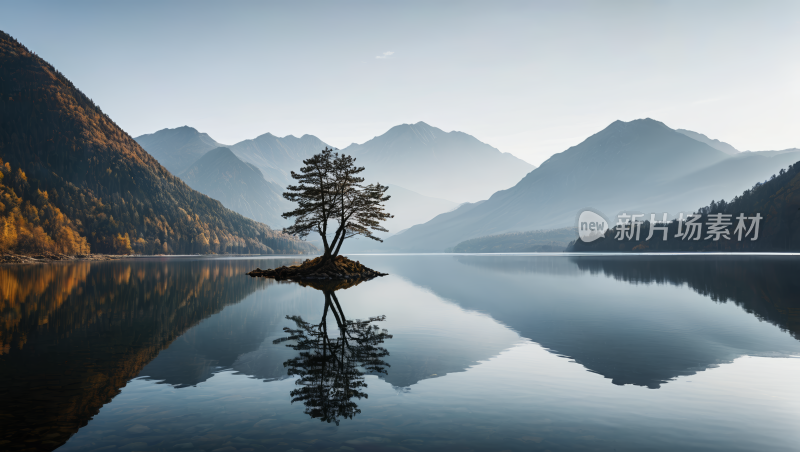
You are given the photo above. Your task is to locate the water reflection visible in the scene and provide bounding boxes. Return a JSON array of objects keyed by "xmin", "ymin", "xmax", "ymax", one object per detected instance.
[
  {"xmin": 276, "ymin": 287, "xmax": 391, "ymax": 425},
  {"xmin": 569, "ymin": 255, "xmax": 800, "ymax": 340},
  {"xmin": 0, "ymin": 258, "xmax": 300, "ymax": 451},
  {"xmin": 2, "ymin": 255, "xmax": 799, "ymax": 452},
  {"xmin": 370, "ymin": 254, "xmax": 800, "ymax": 389}
]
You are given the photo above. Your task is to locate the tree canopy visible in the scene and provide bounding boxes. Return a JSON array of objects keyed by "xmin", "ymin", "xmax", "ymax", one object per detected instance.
[{"xmin": 282, "ymin": 148, "xmax": 392, "ymax": 260}]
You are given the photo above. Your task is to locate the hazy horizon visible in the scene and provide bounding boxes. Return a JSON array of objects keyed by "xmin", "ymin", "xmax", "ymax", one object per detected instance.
[{"xmin": 3, "ymin": 0, "xmax": 798, "ymax": 166}]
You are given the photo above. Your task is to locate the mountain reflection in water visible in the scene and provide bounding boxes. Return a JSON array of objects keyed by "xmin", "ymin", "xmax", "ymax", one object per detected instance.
[
  {"xmin": 0, "ymin": 258, "xmax": 302, "ymax": 451},
  {"xmin": 370, "ymin": 254, "xmax": 800, "ymax": 388},
  {"xmin": 0, "ymin": 255, "xmax": 798, "ymax": 452}
]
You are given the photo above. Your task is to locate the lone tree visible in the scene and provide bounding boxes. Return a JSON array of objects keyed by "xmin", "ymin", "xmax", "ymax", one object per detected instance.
[{"xmin": 282, "ymin": 148, "xmax": 392, "ymax": 263}]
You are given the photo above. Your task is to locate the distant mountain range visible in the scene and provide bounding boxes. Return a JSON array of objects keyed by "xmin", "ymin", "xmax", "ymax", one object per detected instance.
[
  {"xmin": 179, "ymin": 148, "xmax": 291, "ymax": 229},
  {"xmin": 372, "ymin": 119, "xmax": 800, "ymax": 252},
  {"xmin": 136, "ymin": 119, "xmax": 799, "ymax": 254},
  {"xmin": 134, "ymin": 126, "xmax": 225, "ymax": 175},
  {"xmin": 342, "ymin": 122, "xmax": 536, "ymax": 203},
  {"xmin": 228, "ymin": 133, "xmax": 330, "ymax": 188},
  {"xmin": 136, "ymin": 122, "xmax": 536, "ymax": 204},
  {"xmin": 0, "ymin": 30, "xmax": 314, "ymax": 255},
  {"xmin": 136, "ymin": 122, "xmax": 531, "ymax": 233}
]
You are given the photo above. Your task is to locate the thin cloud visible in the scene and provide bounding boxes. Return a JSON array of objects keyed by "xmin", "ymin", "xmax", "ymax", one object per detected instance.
[{"xmin": 376, "ymin": 51, "xmax": 394, "ymax": 59}]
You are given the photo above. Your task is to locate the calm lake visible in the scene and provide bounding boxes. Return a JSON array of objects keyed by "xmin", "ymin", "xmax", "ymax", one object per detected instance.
[{"xmin": 1, "ymin": 254, "xmax": 799, "ymax": 452}]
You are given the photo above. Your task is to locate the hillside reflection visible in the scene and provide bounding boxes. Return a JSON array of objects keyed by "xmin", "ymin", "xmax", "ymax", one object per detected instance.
[
  {"xmin": 4, "ymin": 255, "xmax": 799, "ymax": 450},
  {"xmin": 388, "ymin": 254, "xmax": 800, "ymax": 389},
  {"xmin": 275, "ymin": 284, "xmax": 392, "ymax": 425},
  {"xmin": 569, "ymin": 255, "xmax": 800, "ymax": 341},
  {"xmin": 0, "ymin": 258, "xmax": 298, "ymax": 452}
]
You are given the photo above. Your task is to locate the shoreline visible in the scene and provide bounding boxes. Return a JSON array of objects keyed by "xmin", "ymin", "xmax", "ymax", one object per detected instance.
[
  {"xmin": 0, "ymin": 252, "xmax": 318, "ymax": 265},
  {"xmin": 0, "ymin": 253, "xmax": 128, "ymax": 264}
]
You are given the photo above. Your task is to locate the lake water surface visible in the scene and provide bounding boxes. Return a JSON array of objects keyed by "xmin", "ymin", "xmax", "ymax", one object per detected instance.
[{"xmin": 1, "ymin": 254, "xmax": 799, "ymax": 452}]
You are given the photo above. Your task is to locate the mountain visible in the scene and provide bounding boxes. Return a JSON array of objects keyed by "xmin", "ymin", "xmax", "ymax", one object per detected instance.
[
  {"xmin": 452, "ymin": 227, "xmax": 577, "ymax": 253},
  {"xmin": 676, "ymin": 129, "xmax": 739, "ymax": 155},
  {"xmin": 662, "ymin": 147, "xmax": 800, "ymax": 208},
  {"xmin": 381, "ymin": 119, "xmax": 734, "ymax": 252},
  {"xmin": 571, "ymin": 158, "xmax": 800, "ymax": 252},
  {"xmin": 341, "ymin": 122, "xmax": 536, "ymax": 203},
  {"xmin": 179, "ymin": 147, "xmax": 292, "ymax": 229},
  {"xmin": 136, "ymin": 122, "xmax": 534, "ymax": 203},
  {"xmin": 381, "ymin": 185, "xmax": 459, "ymax": 236},
  {"xmin": 136, "ymin": 128, "xmax": 331, "ymax": 188},
  {"xmin": 134, "ymin": 126, "xmax": 225, "ymax": 175},
  {"xmin": 0, "ymin": 30, "xmax": 315, "ymax": 255},
  {"xmin": 228, "ymin": 133, "xmax": 331, "ymax": 187},
  {"xmin": 337, "ymin": 184, "xmax": 459, "ymax": 252}
]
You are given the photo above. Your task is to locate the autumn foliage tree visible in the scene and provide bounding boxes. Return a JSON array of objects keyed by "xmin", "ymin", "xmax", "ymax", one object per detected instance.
[
  {"xmin": 282, "ymin": 148, "xmax": 392, "ymax": 263},
  {"xmin": 0, "ymin": 158, "xmax": 91, "ymax": 255}
]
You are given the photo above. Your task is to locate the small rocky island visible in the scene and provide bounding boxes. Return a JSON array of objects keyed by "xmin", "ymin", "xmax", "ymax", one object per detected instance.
[{"xmin": 247, "ymin": 255, "xmax": 387, "ymax": 282}]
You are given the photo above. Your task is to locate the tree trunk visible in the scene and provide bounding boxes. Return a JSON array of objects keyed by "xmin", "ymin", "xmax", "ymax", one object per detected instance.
[
  {"xmin": 332, "ymin": 233, "xmax": 346, "ymax": 258},
  {"xmin": 324, "ymin": 291, "xmax": 345, "ymax": 329}
]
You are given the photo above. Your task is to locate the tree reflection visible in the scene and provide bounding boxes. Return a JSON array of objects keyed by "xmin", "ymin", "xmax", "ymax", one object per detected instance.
[{"xmin": 274, "ymin": 289, "xmax": 391, "ymax": 425}]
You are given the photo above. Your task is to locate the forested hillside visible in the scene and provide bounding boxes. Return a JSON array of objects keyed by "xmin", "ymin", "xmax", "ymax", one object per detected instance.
[
  {"xmin": 0, "ymin": 30, "xmax": 315, "ymax": 255},
  {"xmin": 0, "ymin": 157, "xmax": 91, "ymax": 254}
]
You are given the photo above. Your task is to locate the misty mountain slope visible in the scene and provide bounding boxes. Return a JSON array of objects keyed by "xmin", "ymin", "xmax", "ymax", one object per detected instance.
[
  {"xmin": 336, "ymin": 184, "xmax": 460, "ymax": 253},
  {"xmin": 382, "ymin": 119, "xmax": 732, "ymax": 252},
  {"xmin": 453, "ymin": 227, "xmax": 578, "ymax": 253},
  {"xmin": 179, "ymin": 148, "xmax": 292, "ymax": 228},
  {"xmin": 341, "ymin": 200, "xmax": 487, "ymax": 253},
  {"xmin": 573, "ymin": 158, "xmax": 800, "ymax": 252},
  {"xmin": 676, "ymin": 129, "xmax": 739, "ymax": 156},
  {"xmin": 381, "ymin": 185, "xmax": 459, "ymax": 236},
  {"xmin": 648, "ymin": 148, "xmax": 800, "ymax": 211},
  {"xmin": 341, "ymin": 122, "xmax": 536, "ymax": 203},
  {"xmin": 135, "ymin": 126, "xmax": 225, "ymax": 175},
  {"xmin": 229, "ymin": 133, "xmax": 331, "ymax": 187}
]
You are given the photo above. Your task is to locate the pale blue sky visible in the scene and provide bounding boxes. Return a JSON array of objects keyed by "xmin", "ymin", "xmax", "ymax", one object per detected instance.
[{"xmin": 3, "ymin": 0, "xmax": 798, "ymax": 165}]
